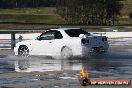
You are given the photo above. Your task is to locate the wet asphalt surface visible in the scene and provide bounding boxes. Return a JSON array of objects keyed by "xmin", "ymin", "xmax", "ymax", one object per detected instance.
[{"xmin": 0, "ymin": 38, "xmax": 132, "ymax": 88}]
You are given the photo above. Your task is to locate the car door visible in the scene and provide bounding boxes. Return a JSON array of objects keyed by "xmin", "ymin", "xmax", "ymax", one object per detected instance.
[
  {"xmin": 31, "ymin": 30, "xmax": 57, "ymax": 55},
  {"xmin": 48, "ymin": 30, "xmax": 64, "ymax": 55}
]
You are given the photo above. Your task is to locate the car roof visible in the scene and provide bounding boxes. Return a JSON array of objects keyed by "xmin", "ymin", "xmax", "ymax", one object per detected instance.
[{"xmin": 50, "ymin": 28, "xmax": 81, "ymax": 31}]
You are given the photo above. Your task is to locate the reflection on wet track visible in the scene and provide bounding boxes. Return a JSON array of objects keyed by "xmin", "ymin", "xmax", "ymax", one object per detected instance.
[
  {"xmin": 0, "ymin": 38, "xmax": 132, "ymax": 87},
  {"xmin": 0, "ymin": 47, "xmax": 132, "ymax": 79}
]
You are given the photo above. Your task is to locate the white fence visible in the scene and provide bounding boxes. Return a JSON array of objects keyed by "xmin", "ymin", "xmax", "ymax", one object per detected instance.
[
  {"xmin": 91, "ymin": 32, "xmax": 132, "ymax": 38},
  {"xmin": 0, "ymin": 32, "xmax": 132, "ymax": 39},
  {"xmin": 0, "ymin": 32, "xmax": 132, "ymax": 49}
]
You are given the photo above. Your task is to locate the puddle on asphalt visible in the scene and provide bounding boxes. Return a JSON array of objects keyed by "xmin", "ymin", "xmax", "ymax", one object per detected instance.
[
  {"xmin": 0, "ymin": 50, "xmax": 132, "ymax": 75},
  {"xmin": 31, "ymin": 82, "xmax": 80, "ymax": 88},
  {"xmin": 0, "ymin": 42, "xmax": 132, "ymax": 87},
  {"xmin": 109, "ymin": 38, "xmax": 132, "ymax": 45},
  {"xmin": 0, "ymin": 54, "xmax": 86, "ymax": 72}
]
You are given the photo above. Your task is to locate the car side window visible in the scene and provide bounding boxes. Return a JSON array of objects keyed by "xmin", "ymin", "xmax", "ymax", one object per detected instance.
[
  {"xmin": 55, "ymin": 31, "xmax": 63, "ymax": 39},
  {"xmin": 65, "ymin": 29, "xmax": 90, "ymax": 37},
  {"xmin": 39, "ymin": 30, "xmax": 63, "ymax": 40},
  {"xmin": 39, "ymin": 31, "xmax": 55, "ymax": 40}
]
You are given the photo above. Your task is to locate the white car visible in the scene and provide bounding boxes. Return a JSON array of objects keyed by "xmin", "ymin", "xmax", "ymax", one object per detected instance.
[{"xmin": 14, "ymin": 28, "xmax": 109, "ymax": 58}]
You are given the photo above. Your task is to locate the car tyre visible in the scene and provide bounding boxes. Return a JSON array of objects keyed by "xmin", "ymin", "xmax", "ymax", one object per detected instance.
[
  {"xmin": 18, "ymin": 46, "xmax": 29, "ymax": 57},
  {"xmin": 61, "ymin": 46, "xmax": 73, "ymax": 59}
]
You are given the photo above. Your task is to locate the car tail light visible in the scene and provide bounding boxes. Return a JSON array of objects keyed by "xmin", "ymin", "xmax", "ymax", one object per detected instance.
[
  {"xmin": 87, "ymin": 40, "xmax": 89, "ymax": 43},
  {"xmin": 102, "ymin": 38, "xmax": 105, "ymax": 42},
  {"xmin": 105, "ymin": 37, "xmax": 107, "ymax": 41},
  {"xmin": 81, "ymin": 39, "xmax": 86, "ymax": 44},
  {"xmin": 102, "ymin": 37, "xmax": 107, "ymax": 42}
]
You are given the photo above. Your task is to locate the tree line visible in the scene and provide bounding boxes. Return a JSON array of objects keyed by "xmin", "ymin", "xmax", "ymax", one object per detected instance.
[
  {"xmin": 0, "ymin": 0, "xmax": 123, "ymax": 25},
  {"xmin": 56, "ymin": 0, "xmax": 123, "ymax": 25},
  {"xmin": 0, "ymin": 0, "xmax": 57, "ymax": 8}
]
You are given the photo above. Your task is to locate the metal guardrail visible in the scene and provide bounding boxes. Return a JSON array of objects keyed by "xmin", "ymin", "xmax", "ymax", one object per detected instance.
[{"xmin": 0, "ymin": 29, "xmax": 46, "ymax": 49}]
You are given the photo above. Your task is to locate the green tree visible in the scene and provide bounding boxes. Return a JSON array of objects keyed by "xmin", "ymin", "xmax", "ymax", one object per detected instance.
[
  {"xmin": 56, "ymin": 0, "xmax": 123, "ymax": 25},
  {"xmin": 0, "ymin": 0, "xmax": 57, "ymax": 8},
  {"xmin": 129, "ymin": 11, "xmax": 132, "ymax": 19}
]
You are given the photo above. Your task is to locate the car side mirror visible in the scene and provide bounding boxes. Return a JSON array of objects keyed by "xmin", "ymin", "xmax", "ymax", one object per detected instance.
[{"xmin": 36, "ymin": 36, "xmax": 41, "ymax": 40}]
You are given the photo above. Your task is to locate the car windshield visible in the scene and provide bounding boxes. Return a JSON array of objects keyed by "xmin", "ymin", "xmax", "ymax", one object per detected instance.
[{"xmin": 65, "ymin": 29, "xmax": 90, "ymax": 37}]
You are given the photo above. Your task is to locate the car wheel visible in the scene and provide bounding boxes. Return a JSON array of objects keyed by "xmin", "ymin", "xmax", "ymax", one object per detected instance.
[
  {"xmin": 18, "ymin": 46, "xmax": 29, "ymax": 57},
  {"xmin": 61, "ymin": 46, "xmax": 73, "ymax": 59}
]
